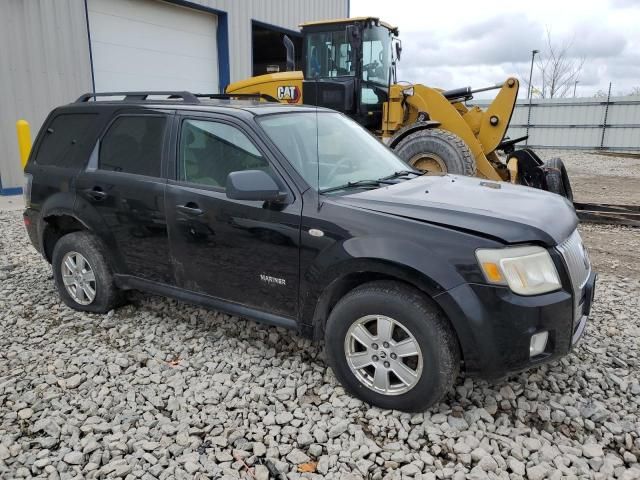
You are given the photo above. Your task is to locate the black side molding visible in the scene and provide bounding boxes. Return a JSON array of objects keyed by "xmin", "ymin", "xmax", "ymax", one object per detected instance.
[{"xmin": 113, "ymin": 275, "xmax": 299, "ymax": 331}]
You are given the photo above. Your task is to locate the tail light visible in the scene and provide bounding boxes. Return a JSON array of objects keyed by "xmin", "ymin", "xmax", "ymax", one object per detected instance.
[{"xmin": 23, "ymin": 173, "xmax": 32, "ymax": 208}]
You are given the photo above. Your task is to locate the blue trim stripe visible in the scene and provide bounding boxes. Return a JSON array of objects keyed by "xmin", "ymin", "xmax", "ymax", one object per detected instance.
[
  {"xmin": 217, "ymin": 13, "xmax": 230, "ymax": 93},
  {"xmin": 0, "ymin": 166, "xmax": 23, "ymax": 196},
  {"xmin": 0, "ymin": 187, "xmax": 23, "ymax": 196}
]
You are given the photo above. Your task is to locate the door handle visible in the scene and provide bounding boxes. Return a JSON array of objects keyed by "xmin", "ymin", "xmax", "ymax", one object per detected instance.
[
  {"xmin": 176, "ymin": 203, "xmax": 204, "ymax": 216},
  {"xmin": 83, "ymin": 187, "xmax": 107, "ymax": 201}
]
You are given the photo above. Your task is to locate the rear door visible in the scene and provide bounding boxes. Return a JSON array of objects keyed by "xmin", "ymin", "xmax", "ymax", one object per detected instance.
[
  {"xmin": 165, "ymin": 113, "xmax": 302, "ymax": 318},
  {"xmin": 75, "ymin": 111, "xmax": 173, "ymax": 284}
]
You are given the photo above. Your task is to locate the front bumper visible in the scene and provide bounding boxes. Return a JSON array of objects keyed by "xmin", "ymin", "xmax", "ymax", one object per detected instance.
[
  {"xmin": 435, "ymin": 271, "xmax": 597, "ymax": 379},
  {"xmin": 572, "ymin": 271, "xmax": 597, "ymax": 346}
]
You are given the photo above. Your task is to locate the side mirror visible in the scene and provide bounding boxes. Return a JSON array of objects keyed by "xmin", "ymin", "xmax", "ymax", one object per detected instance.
[
  {"xmin": 395, "ymin": 39, "xmax": 402, "ymax": 61},
  {"xmin": 226, "ymin": 170, "xmax": 285, "ymax": 202}
]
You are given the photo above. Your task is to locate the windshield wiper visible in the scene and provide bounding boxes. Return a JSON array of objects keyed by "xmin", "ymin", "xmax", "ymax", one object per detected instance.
[
  {"xmin": 379, "ymin": 170, "xmax": 423, "ymax": 180},
  {"xmin": 320, "ymin": 179, "xmax": 388, "ymax": 194},
  {"xmin": 320, "ymin": 170, "xmax": 422, "ymax": 194}
]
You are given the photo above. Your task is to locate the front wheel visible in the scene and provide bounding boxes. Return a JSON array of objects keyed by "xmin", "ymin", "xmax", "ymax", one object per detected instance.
[{"xmin": 324, "ymin": 281, "xmax": 460, "ymax": 412}]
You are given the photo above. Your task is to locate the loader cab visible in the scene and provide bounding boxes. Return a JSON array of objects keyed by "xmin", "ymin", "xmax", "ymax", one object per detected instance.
[{"xmin": 300, "ymin": 17, "xmax": 399, "ymax": 130}]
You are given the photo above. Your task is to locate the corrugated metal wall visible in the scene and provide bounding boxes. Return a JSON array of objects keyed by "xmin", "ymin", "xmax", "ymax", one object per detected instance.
[
  {"xmin": 473, "ymin": 96, "xmax": 640, "ymax": 151},
  {"xmin": 0, "ymin": 0, "xmax": 347, "ymax": 193},
  {"xmin": 189, "ymin": 0, "xmax": 347, "ymax": 83},
  {"xmin": 0, "ymin": 0, "xmax": 93, "ymax": 193}
]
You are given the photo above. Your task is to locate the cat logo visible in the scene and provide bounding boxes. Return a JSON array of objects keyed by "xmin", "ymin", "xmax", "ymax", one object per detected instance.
[{"xmin": 276, "ymin": 85, "xmax": 301, "ymax": 104}]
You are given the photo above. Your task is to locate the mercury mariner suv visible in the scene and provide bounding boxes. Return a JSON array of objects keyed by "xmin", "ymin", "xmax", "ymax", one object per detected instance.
[{"xmin": 23, "ymin": 91, "xmax": 596, "ymax": 411}]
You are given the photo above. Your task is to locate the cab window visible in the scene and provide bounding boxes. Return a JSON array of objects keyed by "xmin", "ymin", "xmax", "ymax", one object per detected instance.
[
  {"xmin": 305, "ymin": 30, "xmax": 353, "ymax": 78},
  {"xmin": 362, "ymin": 26, "xmax": 391, "ymax": 85}
]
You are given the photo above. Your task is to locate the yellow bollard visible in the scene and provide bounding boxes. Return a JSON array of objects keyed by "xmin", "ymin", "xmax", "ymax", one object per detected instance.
[{"xmin": 16, "ymin": 119, "xmax": 32, "ymax": 170}]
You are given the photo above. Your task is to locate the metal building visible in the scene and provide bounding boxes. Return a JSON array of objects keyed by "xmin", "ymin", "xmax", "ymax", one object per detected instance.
[{"xmin": 0, "ymin": 0, "xmax": 348, "ymax": 194}]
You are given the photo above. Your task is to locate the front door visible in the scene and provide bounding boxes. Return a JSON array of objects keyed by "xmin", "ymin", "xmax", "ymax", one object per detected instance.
[
  {"xmin": 165, "ymin": 115, "xmax": 301, "ymax": 318},
  {"xmin": 75, "ymin": 112, "xmax": 172, "ymax": 284}
]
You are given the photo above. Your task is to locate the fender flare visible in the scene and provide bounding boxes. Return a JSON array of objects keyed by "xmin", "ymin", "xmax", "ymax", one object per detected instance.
[
  {"xmin": 38, "ymin": 194, "xmax": 125, "ymax": 272},
  {"xmin": 37, "ymin": 193, "xmax": 83, "ymax": 261},
  {"xmin": 302, "ymin": 257, "xmax": 449, "ymax": 339},
  {"xmin": 388, "ymin": 120, "xmax": 441, "ymax": 149}
]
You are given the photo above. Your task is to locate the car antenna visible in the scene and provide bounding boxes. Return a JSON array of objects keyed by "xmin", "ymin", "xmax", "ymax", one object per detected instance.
[
  {"xmin": 386, "ymin": 40, "xmax": 393, "ymax": 133},
  {"xmin": 315, "ymin": 73, "xmax": 321, "ymax": 212}
]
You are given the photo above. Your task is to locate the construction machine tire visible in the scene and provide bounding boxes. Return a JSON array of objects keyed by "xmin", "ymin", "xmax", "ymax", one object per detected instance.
[
  {"xmin": 545, "ymin": 157, "xmax": 574, "ymax": 202},
  {"xmin": 393, "ymin": 128, "xmax": 476, "ymax": 176}
]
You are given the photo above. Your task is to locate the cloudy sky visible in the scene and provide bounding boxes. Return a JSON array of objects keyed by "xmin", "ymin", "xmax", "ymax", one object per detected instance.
[{"xmin": 351, "ymin": 0, "xmax": 640, "ymax": 98}]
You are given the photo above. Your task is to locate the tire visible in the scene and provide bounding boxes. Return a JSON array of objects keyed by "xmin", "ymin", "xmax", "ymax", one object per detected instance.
[
  {"xmin": 545, "ymin": 157, "xmax": 574, "ymax": 201},
  {"xmin": 52, "ymin": 231, "xmax": 123, "ymax": 313},
  {"xmin": 393, "ymin": 128, "xmax": 476, "ymax": 176},
  {"xmin": 324, "ymin": 281, "xmax": 460, "ymax": 412}
]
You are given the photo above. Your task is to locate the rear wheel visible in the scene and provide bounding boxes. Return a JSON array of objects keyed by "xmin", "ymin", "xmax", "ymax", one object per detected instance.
[
  {"xmin": 545, "ymin": 157, "xmax": 574, "ymax": 201},
  {"xmin": 324, "ymin": 281, "xmax": 460, "ymax": 412},
  {"xmin": 52, "ymin": 231, "xmax": 123, "ymax": 313},
  {"xmin": 393, "ymin": 128, "xmax": 476, "ymax": 176}
]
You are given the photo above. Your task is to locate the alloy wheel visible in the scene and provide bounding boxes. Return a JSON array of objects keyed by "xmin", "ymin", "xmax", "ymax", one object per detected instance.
[
  {"xmin": 344, "ymin": 315, "xmax": 423, "ymax": 395},
  {"xmin": 61, "ymin": 251, "xmax": 96, "ymax": 305}
]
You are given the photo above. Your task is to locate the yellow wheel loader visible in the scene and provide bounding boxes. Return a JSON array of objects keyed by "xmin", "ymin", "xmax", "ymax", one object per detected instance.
[{"xmin": 226, "ymin": 17, "xmax": 573, "ymax": 199}]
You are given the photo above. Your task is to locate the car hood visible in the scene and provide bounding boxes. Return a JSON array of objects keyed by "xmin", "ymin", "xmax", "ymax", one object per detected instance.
[{"xmin": 335, "ymin": 174, "xmax": 578, "ymax": 246}]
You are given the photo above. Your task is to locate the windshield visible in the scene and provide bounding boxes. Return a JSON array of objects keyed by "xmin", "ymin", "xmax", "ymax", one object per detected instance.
[
  {"xmin": 362, "ymin": 25, "xmax": 392, "ymax": 86},
  {"xmin": 258, "ymin": 112, "xmax": 410, "ymax": 192}
]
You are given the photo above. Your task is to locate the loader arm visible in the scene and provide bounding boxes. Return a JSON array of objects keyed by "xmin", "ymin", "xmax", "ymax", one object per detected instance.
[{"xmin": 477, "ymin": 77, "xmax": 519, "ymax": 154}]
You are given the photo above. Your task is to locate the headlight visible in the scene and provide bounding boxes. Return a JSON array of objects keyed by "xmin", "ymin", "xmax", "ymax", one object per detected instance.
[{"xmin": 476, "ymin": 245, "xmax": 560, "ymax": 295}]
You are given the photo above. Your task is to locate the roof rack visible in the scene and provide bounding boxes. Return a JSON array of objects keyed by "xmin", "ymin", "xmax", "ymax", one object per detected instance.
[
  {"xmin": 75, "ymin": 91, "xmax": 278, "ymax": 104},
  {"xmin": 75, "ymin": 91, "xmax": 200, "ymax": 103},
  {"xmin": 195, "ymin": 93, "xmax": 279, "ymax": 103}
]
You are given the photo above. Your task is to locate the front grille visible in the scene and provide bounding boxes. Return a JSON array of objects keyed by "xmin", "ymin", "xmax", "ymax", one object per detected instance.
[{"xmin": 556, "ymin": 230, "xmax": 591, "ymax": 323}]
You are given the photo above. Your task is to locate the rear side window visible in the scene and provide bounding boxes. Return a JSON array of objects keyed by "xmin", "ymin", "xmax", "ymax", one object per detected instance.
[
  {"xmin": 100, "ymin": 116, "xmax": 166, "ymax": 177},
  {"xmin": 35, "ymin": 113, "xmax": 98, "ymax": 167}
]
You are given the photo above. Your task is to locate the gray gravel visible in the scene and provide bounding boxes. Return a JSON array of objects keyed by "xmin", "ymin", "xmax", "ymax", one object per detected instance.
[
  {"xmin": 1, "ymin": 209, "xmax": 639, "ymax": 480},
  {"xmin": 536, "ymin": 149, "xmax": 640, "ymax": 180},
  {"xmin": 536, "ymin": 149, "xmax": 640, "ymax": 205}
]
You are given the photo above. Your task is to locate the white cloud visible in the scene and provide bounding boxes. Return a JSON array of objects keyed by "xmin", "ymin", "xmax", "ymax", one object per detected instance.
[{"xmin": 351, "ymin": 0, "xmax": 640, "ymax": 97}]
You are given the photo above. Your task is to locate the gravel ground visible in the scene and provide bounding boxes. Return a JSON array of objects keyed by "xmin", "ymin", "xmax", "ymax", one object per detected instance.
[
  {"xmin": 536, "ymin": 150, "xmax": 640, "ymax": 206},
  {"xmin": 1, "ymin": 208, "xmax": 640, "ymax": 480}
]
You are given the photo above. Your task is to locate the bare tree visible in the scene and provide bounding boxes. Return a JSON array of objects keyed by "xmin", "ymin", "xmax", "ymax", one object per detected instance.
[
  {"xmin": 627, "ymin": 86, "xmax": 640, "ymax": 96},
  {"xmin": 521, "ymin": 29, "xmax": 585, "ymax": 99}
]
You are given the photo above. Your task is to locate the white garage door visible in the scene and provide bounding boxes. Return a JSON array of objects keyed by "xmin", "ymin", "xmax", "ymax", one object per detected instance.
[{"xmin": 87, "ymin": 0, "xmax": 218, "ymax": 94}]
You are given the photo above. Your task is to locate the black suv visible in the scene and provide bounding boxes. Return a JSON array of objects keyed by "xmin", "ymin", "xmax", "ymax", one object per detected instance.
[{"xmin": 23, "ymin": 91, "xmax": 596, "ymax": 411}]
